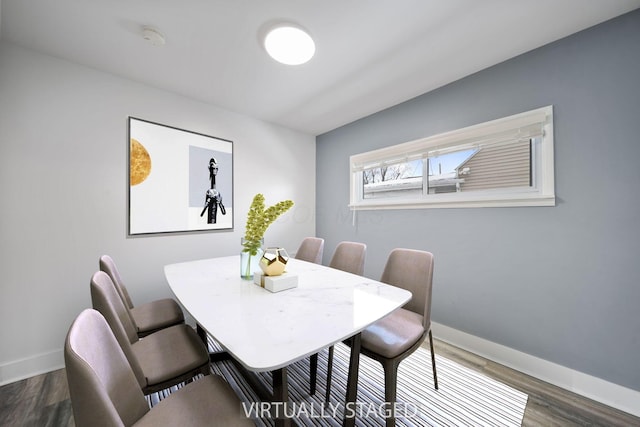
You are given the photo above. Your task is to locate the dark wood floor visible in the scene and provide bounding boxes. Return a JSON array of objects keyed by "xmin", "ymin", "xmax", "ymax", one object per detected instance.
[
  {"xmin": 1, "ymin": 339, "xmax": 638, "ymax": 426},
  {"xmin": 433, "ymin": 340, "xmax": 640, "ymax": 427},
  {"xmin": 0, "ymin": 367, "xmax": 73, "ymax": 427}
]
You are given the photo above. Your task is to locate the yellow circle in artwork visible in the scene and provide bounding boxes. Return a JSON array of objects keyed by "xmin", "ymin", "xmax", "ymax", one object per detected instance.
[{"xmin": 130, "ymin": 138, "xmax": 152, "ymax": 185}]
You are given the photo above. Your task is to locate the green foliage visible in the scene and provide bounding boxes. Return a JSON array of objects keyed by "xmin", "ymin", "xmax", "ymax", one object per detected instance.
[{"xmin": 243, "ymin": 194, "xmax": 294, "ymax": 256}]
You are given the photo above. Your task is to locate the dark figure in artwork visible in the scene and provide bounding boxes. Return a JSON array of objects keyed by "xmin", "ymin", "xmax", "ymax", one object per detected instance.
[{"xmin": 200, "ymin": 157, "xmax": 226, "ymax": 224}]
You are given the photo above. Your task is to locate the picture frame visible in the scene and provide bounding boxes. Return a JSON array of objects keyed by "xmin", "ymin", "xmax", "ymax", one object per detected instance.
[{"xmin": 128, "ymin": 117, "xmax": 233, "ymax": 235}]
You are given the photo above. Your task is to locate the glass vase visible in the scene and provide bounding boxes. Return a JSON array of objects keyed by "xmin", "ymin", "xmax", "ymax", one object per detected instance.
[{"xmin": 240, "ymin": 237, "xmax": 264, "ymax": 280}]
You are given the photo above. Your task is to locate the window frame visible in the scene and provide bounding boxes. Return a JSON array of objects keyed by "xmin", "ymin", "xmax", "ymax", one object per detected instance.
[{"xmin": 349, "ymin": 106, "xmax": 555, "ymax": 210}]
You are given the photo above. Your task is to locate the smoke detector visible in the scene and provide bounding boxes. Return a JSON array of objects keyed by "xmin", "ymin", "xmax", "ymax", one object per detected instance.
[{"xmin": 142, "ymin": 26, "xmax": 166, "ymax": 46}]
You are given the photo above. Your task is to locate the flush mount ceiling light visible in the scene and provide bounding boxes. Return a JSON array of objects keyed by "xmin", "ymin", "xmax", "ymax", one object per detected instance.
[{"xmin": 263, "ymin": 24, "xmax": 315, "ymax": 65}]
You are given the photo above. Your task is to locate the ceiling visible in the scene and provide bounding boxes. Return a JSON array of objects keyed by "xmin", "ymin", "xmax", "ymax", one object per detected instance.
[{"xmin": 2, "ymin": 1, "xmax": 639, "ymax": 135}]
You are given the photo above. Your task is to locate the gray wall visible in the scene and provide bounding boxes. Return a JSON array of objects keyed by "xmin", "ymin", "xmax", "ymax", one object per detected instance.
[
  {"xmin": 0, "ymin": 42, "xmax": 316, "ymax": 383},
  {"xmin": 316, "ymin": 10, "xmax": 640, "ymax": 391}
]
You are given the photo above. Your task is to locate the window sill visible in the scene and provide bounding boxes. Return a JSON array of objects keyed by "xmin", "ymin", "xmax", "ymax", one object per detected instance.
[{"xmin": 349, "ymin": 193, "xmax": 555, "ymax": 210}]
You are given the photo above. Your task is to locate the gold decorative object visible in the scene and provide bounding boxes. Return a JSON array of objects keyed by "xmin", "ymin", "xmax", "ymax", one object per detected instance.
[
  {"xmin": 130, "ymin": 138, "xmax": 152, "ymax": 185},
  {"xmin": 259, "ymin": 247, "xmax": 289, "ymax": 276}
]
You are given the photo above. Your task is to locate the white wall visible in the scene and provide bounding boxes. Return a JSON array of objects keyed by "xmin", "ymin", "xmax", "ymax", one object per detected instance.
[{"xmin": 0, "ymin": 42, "xmax": 316, "ymax": 384}]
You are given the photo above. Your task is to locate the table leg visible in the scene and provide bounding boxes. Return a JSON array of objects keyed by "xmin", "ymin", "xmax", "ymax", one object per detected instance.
[
  {"xmin": 343, "ymin": 333, "xmax": 361, "ymax": 427},
  {"xmin": 273, "ymin": 368, "xmax": 292, "ymax": 427},
  {"xmin": 196, "ymin": 324, "xmax": 233, "ymax": 363},
  {"xmin": 309, "ymin": 353, "xmax": 318, "ymax": 395}
]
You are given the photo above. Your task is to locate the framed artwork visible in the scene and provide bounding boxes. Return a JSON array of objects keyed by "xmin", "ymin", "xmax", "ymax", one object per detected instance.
[{"xmin": 128, "ymin": 117, "xmax": 233, "ymax": 235}]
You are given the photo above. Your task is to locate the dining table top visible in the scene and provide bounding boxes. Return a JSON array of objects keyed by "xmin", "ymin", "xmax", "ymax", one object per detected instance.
[{"xmin": 164, "ymin": 255, "xmax": 412, "ymax": 372}]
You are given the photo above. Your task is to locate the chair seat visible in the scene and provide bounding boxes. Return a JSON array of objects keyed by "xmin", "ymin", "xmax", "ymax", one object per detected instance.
[
  {"xmin": 133, "ymin": 375, "xmax": 253, "ymax": 427},
  {"xmin": 131, "ymin": 298, "xmax": 184, "ymax": 335},
  {"xmin": 361, "ymin": 308, "xmax": 425, "ymax": 359},
  {"xmin": 132, "ymin": 324, "xmax": 209, "ymax": 386}
]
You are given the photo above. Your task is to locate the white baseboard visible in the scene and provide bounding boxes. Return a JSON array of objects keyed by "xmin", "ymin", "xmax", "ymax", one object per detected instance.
[
  {"xmin": 0, "ymin": 349, "xmax": 64, "ymax": 387},
  {"xmin": 432, "ymin": 322, "xmax": 640, "ymax": 418}
]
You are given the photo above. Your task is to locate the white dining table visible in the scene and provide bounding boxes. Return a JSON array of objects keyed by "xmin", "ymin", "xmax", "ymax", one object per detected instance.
[{"xmin": 164, "ymin": 255, "xmax": 411, "ymax": 426}]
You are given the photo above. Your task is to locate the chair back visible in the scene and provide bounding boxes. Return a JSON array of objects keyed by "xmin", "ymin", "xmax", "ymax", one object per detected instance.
[
  {"xmin": 294, "ymin": 237, "xmax": 325, "ymax": 264},
  {"xmin": 64, "ymin": 309, "xmax": 150, "ymax": 427},
  {"xmin": 99, "ymin": 255, "xmax": 135, "ymax": 309},
  {"xmin": 380, "ymin": 249, "xmax": 434, "ymax": 329},
  {"xmin": 329, "ymin": 241, "xmax": 366, "ymax": 276},
  {"xmin": 90, "ymin": 271, "xmax": 146, "ymax": 388}
]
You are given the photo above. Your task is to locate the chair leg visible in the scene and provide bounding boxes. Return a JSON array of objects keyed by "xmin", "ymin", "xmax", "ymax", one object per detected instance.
[
  {"xmin": 429, "ymin": 329, "xmax": 438, "ymax": 390},
  {"xmin": 382, "ymin": 359, "xmax": 399, "ymax": 427},
  {"xmin": 309, "ymin": 353, "xmax": 318, "ymax": 395},
  {"xmin": 325, "ymin": 345, "xmax": 334, "ymax": 402},
  {"xmin": 200, "ymin": 363, "xmax": 211, "ymax": 377}
]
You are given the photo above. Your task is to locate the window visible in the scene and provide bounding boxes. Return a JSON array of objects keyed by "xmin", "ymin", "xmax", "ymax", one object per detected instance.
[{"xmin": 350, "ymin": 106, "xmax": 555, "ymax": 210}]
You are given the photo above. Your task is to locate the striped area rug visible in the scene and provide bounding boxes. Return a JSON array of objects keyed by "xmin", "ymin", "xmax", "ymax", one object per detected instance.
[{"xmin": 151, "ymin": 340, "xmax": 527, "ymax": 426}]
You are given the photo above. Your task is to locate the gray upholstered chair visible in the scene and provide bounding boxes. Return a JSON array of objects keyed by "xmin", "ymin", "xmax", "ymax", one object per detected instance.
[
  {"xmin": 328, "ymin": 241, "xmax": 366, "ymax": 275},
  {"xmin": 294, "ymin": 237, "xmax": 325, "ymax": 264},
  {"xmin": 330, "ymin": 248, "xmax": 438, "ymax": 426},
  {"xmin": 310, "ymin": 241, "xmax": 367, "ymax": 395},
  {"xmin": 100, "ymin": 254, "xmax": 184, "ymax": 337},
  {"xmin": 64, "ymin": 309, "xmax": 254, "ymax": 427},
  {"xmin": 90, "ymin": 271, "xmax": 210, "ymax": 395}
]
